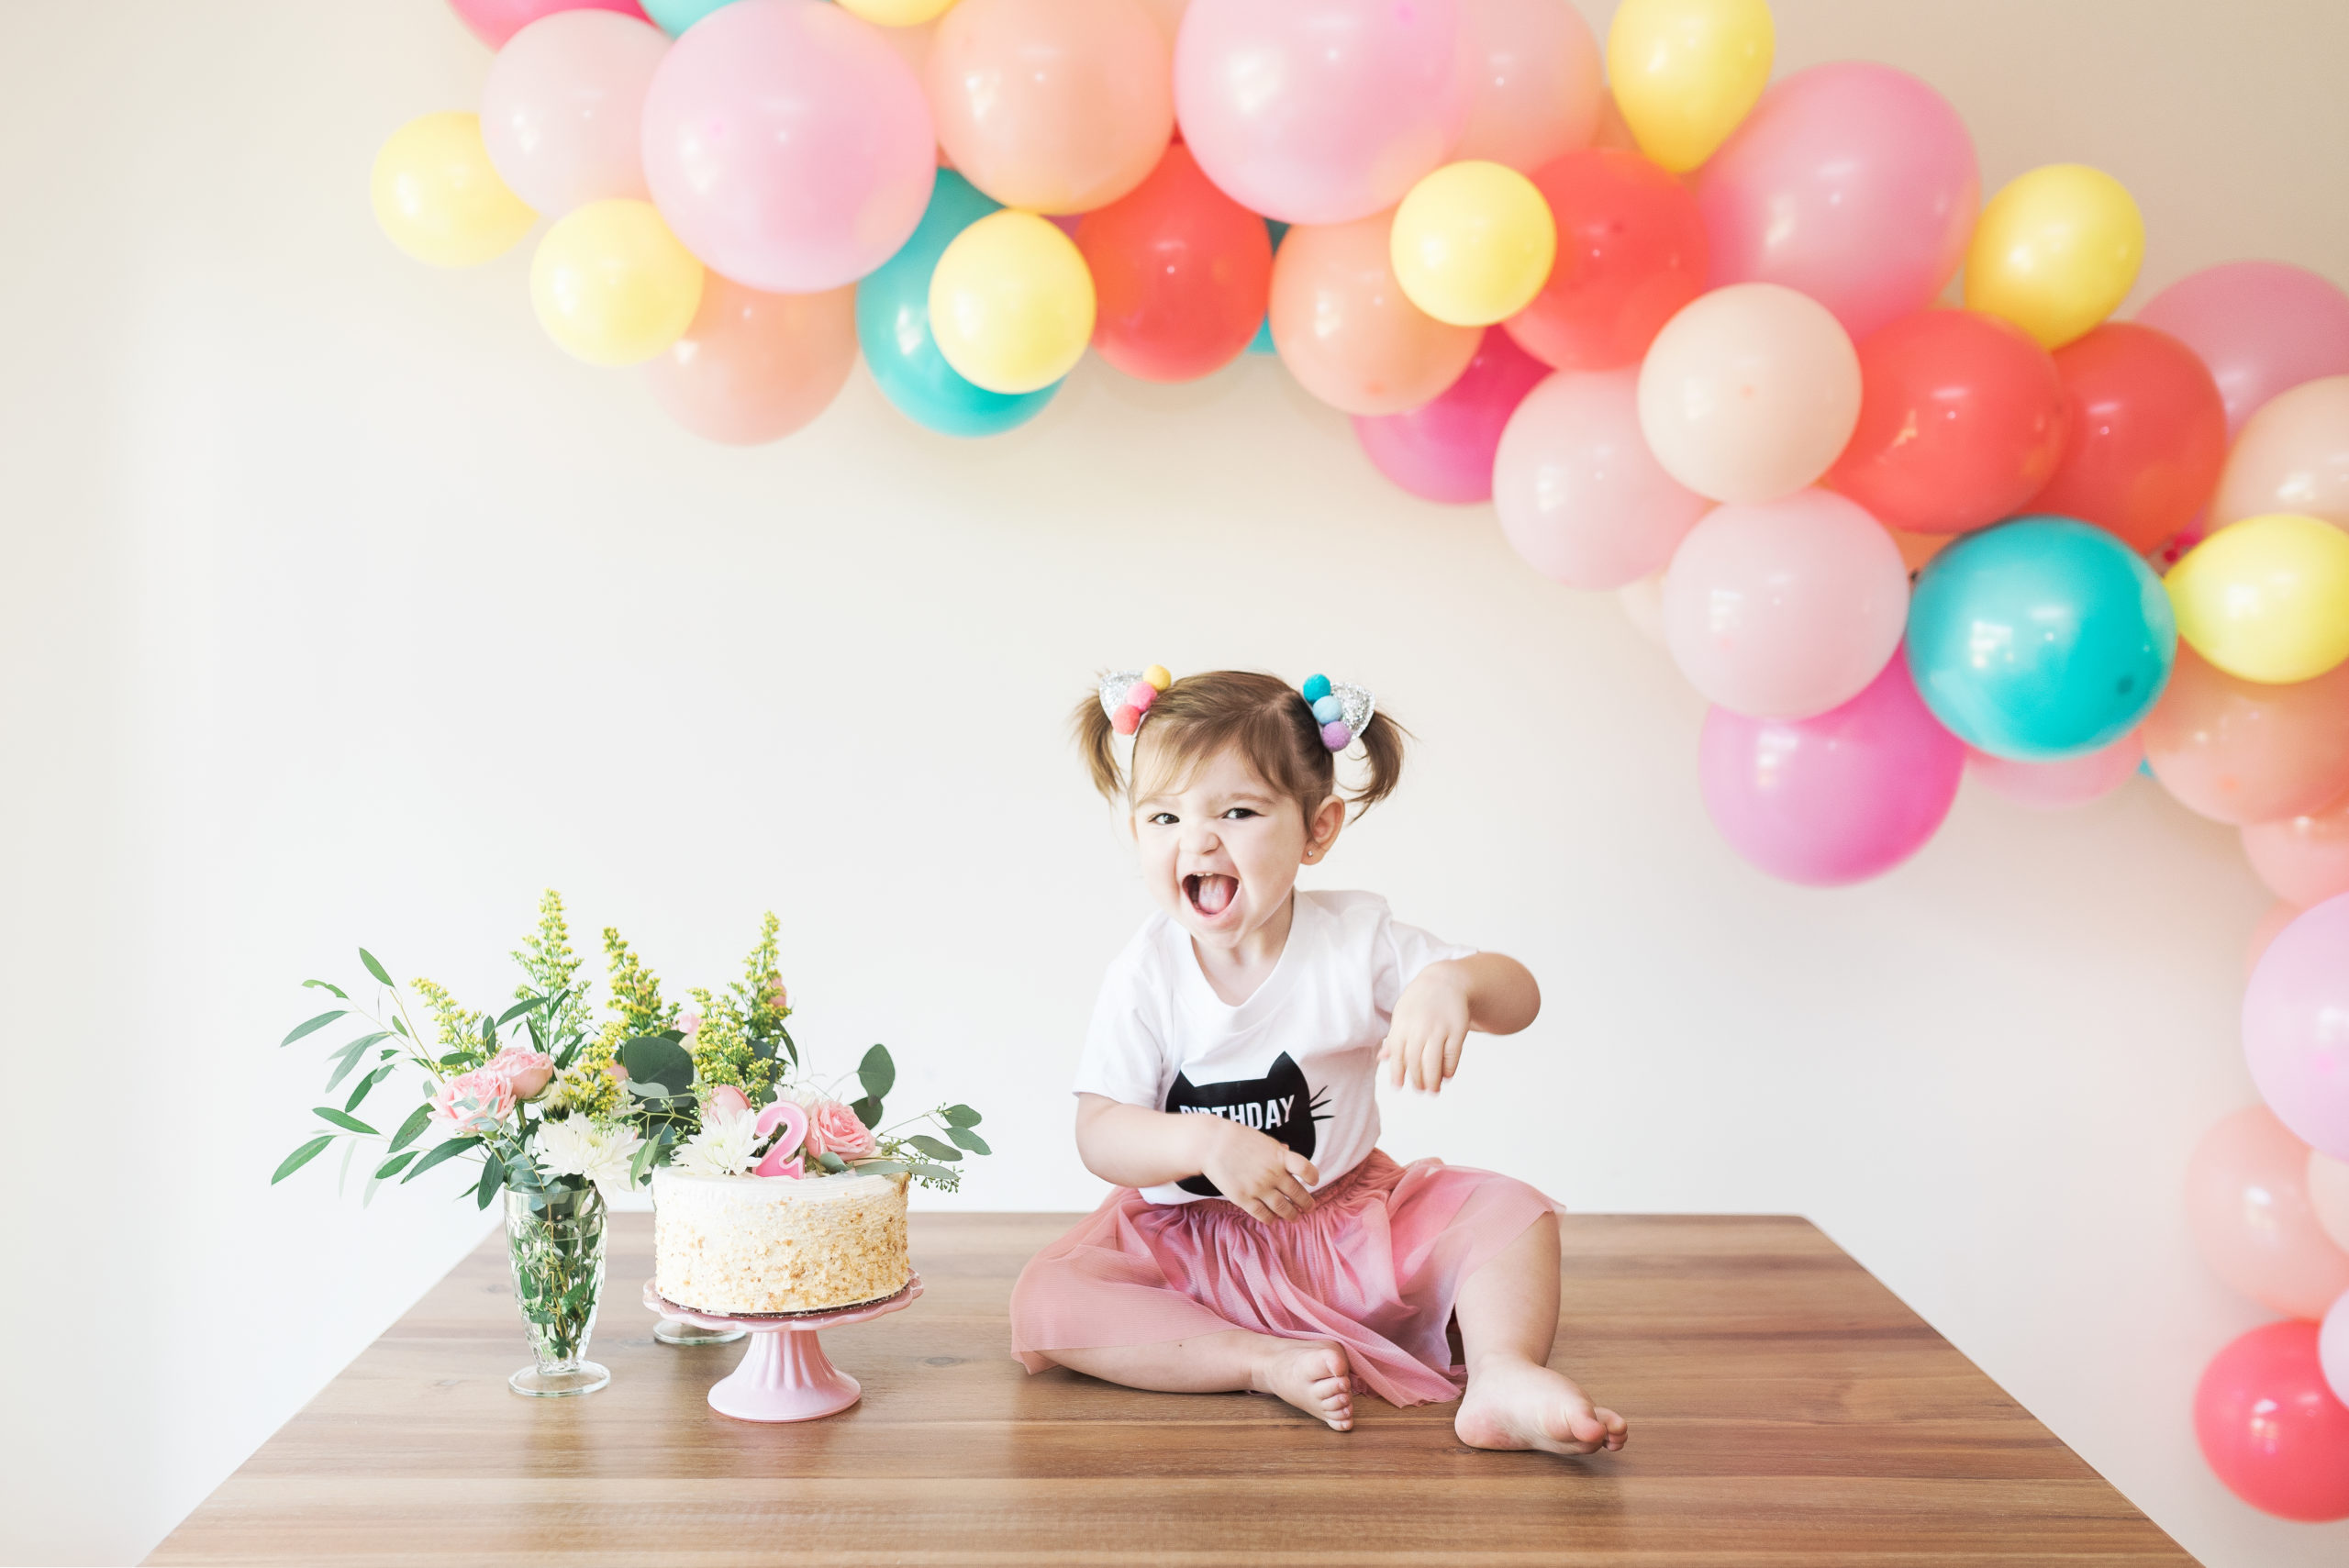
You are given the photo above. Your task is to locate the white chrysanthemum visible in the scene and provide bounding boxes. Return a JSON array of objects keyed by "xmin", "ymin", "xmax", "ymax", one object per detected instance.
[
  {"xmin": 671, "ymin": 1108, "xmax": 762, "ymax": 1178},
  {"xmin": 534, "ymin": 1116, "xmax": 645, "ymax": 1194}
]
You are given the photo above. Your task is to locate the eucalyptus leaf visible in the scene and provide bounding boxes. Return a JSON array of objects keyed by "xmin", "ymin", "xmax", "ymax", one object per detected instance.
[
  {"xmin": 629, "ymin": 1137, "xmax": 662, "ymax": 1186},
  {"xmin": 360, "ymin": 948, "xmax": 394, "ymax": 986},
  {"xmin": 853, "ymin": 1161, "xmax": 909, "ymax": 1176},
  {"xmin": 815, "ymin": 1152, "xmax": 848, "ymax": 1173},
  {"xmin": 386, "ymin": 1103, "xmax": 434, "ymax": 1155},
  {"xmin": 857, "ymin": 1044, "xmax": 895, "ymax": 1101},
  {"xmin": 906, "ymin": 1134, "xmax": 962, "ymax": 1162},
  {"xmin": 374, "ymin": 1150, "xmax": 417, "ymax": 1180},
  {"xmin": 303, "ymin": 979, "xmax": 350, "ymax": 1000},
  {"xmin": 313, "ymin": 1106, "xmax": 379, "ymax": 1136},
  {"xmin": 402, "ymin": 1135, "xmax": 481, "ymax": 1184},
  {"xmin": 473, "ymin": 1156, "xmax": 502, "ymax": 1209},
  {"xmin": 852, "ymin": 1095, "xmax": 883, "ymax": 1130},
  {"xmin": 496, "ymin": 995, "xmax": 547, "ymax": 1027},
  {"xmin": 946, "ymin": 1127, "xmax": 991, "ymax": 1156},
  {"xmin": 344, "ymin": 1062, "xmax": 397, "ymax": 1113},
  {"xmin": 322, "ymin": 1036, "xmax": 372, "ymax": 1094},
  {"xmin": 618, "ymin": 1034, "xmax": 695, "ymax": 1095},
  {"xmin": 271, "ymin": 1135, "xmax": 334, "ymax": 1184},
  {"xmin": 282, "ymin": 1008, "xmax": 348, "ymax": 1047},
  {"xmin": 942, "ymin": 1105, "xmax": 982, "ymax": 1128},
  {"xmin": 908, "ymin": 1162, "xmax": 959, "ymax": 1184}
]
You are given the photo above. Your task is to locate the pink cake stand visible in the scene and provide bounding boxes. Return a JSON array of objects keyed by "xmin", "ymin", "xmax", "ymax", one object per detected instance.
[{"xmin": 641, "ymin": 1275, "xmax": 922, "ymax": 1423}]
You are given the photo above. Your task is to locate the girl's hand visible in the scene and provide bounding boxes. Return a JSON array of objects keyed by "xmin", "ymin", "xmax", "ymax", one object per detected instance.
[
  {"xmin": 1197, "ymin": 1118, "xmax": 1319, "ymax": 1223},
  {"xmin": 1382, "ymin": 965, "xmax": 1474, "ymax": 1093}
]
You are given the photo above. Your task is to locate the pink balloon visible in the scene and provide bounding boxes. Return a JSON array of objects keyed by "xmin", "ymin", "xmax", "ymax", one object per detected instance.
[
  {"xmin": 1637, "ymin": 283, "xmax": 1863, "ymax": 506},
  {"xmin": 2211, "ymin": 374, "xmax": 2349, "ymax": 534},
  {"xmin": 2247, "ymin": 893, "xmax": 2349, "ymax": 1161},
  {"xmin": 1697, "ymin": 62, "xmax": 1978, "ymax": 344},
  {"xmin": 2195, "ymin": 1320, "xmax": 2349, "ymax": 1522},
  {"xmin": 2245, "ymin": 793, "xmax": 2349, "ymax": 909},
  {"xmin": 641, "ymin": 0, "xmax": 935, "ymax": 293},
  {"xmin": 481, "ymin": 11, "xmax": 668, "ymax": 215},
  {"xmin": 2185, "ymin": 1106, "xmax": 2349, "ymax": 1319},
  {"xmin": 1698, "ymin": 658, "xmax": 1965, "ymax": 887},
  {"xmin": 1453, "ymin": 0, "xmax": 1603, "ymax": 173},
  {"xmin": 645, "ymin": 275, "xmax": 857, "ymax": 445},
  {"xmin": 1353, "ymin": 328, "xmax": 1547, "ymax": 504},
  {"xmin": 2324, "ymin": 1291, "xmax": 2349, "ymax": 1410},
  {"xmin": 1174, "ymin": 0, "xmax": 1472, "ymax": 226},
  {"xmin": 1492, "ymin": 366, "xmax": 1710, "ymax": 589},
  {"xmin": 1967, "ymin": 731, "xmax": 2143, "ymax": 810},
  {"xmin": 1664, "ymin": 490, "xmax": 1909, "ymax": 719},
  {"xmin": 450, "ymin": 0, "xmax": 649, "ymax": 50},
  {"xmin": 2138, "ymin": 261, "xmax": 2349, "ymax": 438}
]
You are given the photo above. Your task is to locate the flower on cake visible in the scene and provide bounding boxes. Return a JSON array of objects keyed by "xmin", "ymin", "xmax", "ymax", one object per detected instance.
[
  {"xmin": 789, "ymin": 1089, "xmax": 878, "ymax": 1162},
  {"xmin": 671, "ymin": 1105, "xmax": 765, "ymax": 1178},
  {"xmin": 534, "ymin": 1116, "xmax": 644, "ymax": 1196}
]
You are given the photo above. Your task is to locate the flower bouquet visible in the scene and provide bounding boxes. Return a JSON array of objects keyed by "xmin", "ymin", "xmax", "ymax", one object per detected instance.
[{"xmin": 274, "ymin": 892, "xmax": 989, "ymax": 1396}]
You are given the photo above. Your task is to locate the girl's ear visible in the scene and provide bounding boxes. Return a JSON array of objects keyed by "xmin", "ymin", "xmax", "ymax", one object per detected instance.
[{"xmin": 1304, "ymin": 795, "xmax": 1346, "ymax": 862}]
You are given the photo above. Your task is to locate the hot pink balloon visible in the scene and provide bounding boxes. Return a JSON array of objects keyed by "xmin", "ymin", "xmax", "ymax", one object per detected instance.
[
  {"xmin": 450, "ymin": 0, "xmax": 649, "ymax": 50},
  {"xmin": 2247, "ymin": 893, "xmax": 2349, "ymax": 1161},
  {"xmin": 641, "ymin": 0, "xmax": 936, "ymax": 293},
  {"xmin": 1967, "ymin": 731, "xmax": 2143, "ymax": 810},
  {"xmin": 2244, "ymin": 793, "xmax": 2349, "ymax": 909},
  {"xmin": 1174, "ymin": 0, "xmax": 1472, "ymax": 226},
  {"xmin": 1492, "ymin": 366, "xmax": 1710, "ymax": 589},
  {"xmin": 1353, "ymin": 328, "xmax": 1546, "ymax": 504},
  {"xmin": 1696, "ymin": 62, "xmax": 1978, "ymax": 344},
  {"xmin": 2196, "ymin": 1320, "xmax": 2349, "ymax": 1522},
  {"xmin": 1698, "ymin": 658, "xmax": 1965, "ymax": 887},
  {"xmin": 2185, "ymin": 1106, "xmax": 2349, "ymax": 1320},
  {"xmin": 1664, "ymin": 490, "xmax": 1909, "ymax": 719},
  {"xmin": 481, "ymin": 10, "xmax": 668, "ymax": 215},
  {"xmin": 645, "ymin": 276, "xmax": 858, "ymax": 445},
  {"xmin": 2138, "ymin": 261, "xmax": 2349, "ymax": 438},
  {"xmin": 1453, "ymin": 0, "xmax": 1603, "ymax": 173}
]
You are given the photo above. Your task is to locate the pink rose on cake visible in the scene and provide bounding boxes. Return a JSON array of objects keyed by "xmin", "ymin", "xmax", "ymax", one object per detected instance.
[{"xmin": 788, "ymin": 1089, "xmax": 877, "ymax": 1162}]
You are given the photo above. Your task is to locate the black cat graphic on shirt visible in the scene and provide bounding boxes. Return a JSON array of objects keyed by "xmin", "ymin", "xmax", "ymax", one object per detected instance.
[{"xmin": 1164, "ymin": 1051, "xmax": 1332, "ymax": 1197}]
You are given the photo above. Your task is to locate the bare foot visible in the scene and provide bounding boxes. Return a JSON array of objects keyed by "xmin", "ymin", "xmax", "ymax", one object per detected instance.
[
  {"xmin": 1454, "ymin": 1354, "xmax": 1627, "ymax": 1457},
  {"xmin": 1250, "ymin": 1340, "xmax": 1355, "ymax": 1431}
]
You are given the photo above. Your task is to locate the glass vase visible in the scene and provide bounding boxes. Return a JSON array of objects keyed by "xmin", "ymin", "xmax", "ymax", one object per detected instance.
[{"xmin": 503, "ymin": 1184, "xmax": 611, "ymax": 1397}]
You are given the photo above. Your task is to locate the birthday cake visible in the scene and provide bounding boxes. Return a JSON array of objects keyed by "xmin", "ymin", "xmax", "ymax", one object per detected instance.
[{"xmin": 651, "ymin": 1167, "xmax": 911, "ymax": 1316}]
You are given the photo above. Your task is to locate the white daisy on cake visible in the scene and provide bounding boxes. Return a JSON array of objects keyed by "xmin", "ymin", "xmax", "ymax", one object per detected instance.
[{"xmin": 671, "ymin": 1106, "xmax": 763, "ymax": 1178}]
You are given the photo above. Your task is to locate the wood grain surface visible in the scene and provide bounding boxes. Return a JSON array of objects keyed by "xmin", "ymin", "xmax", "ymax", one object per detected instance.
[{"xmin": 147, "ymin": 1212, "xmax": 2193, "ymax": 1566}]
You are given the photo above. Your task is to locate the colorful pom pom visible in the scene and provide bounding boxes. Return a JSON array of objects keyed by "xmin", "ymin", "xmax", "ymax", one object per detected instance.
[
  {"xmin": 1320, "ymin": 721, "xmax": 1352, "ymax": 751},
  {"xmin": 1125, "ymin": 679, "xmax": 1159, "ymax": 713},
  {"xmin": 1144, "ymin": 664, "xmax": 1173, "ymax": 692},
  {"xmin": 1301, "ymin": 673, "xmax": 1332, "ymax": 703},
  {"xmin": 1311, "ymin": 694, "xmax": 1343, "ymax": 724},
  {"xmin": 1113, "ymin": 704, "xmax": 1142, "ymax": 736}
]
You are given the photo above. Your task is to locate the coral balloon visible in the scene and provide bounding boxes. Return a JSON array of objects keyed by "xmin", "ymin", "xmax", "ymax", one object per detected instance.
[
  {"xmin": 2168, "ymin": 514, "xmax": 2349, "ymax": 684},
  {"xmin": 1269, "ymin": 213, "xmax": 1482, "ymax": 417},
  {"xmin": 2314, "ymin": 1152, "xmax": 2349, "ymax": 1256},
  {"xmin": 1963, "ymin": 164, "xmax": 2143, "ymax": 350},
  {"xmin": 1391, "ymin": 161, "xmax": 1558, "ymax": 328},
  {"xmin": 1504, "ymin": 149, "xmax": 1707, "ymax": 372},
  {"xmin": 481, "ymin": 10, "xmax": 667, "ymax": 216},
  {"xmin": 449, "ymin": 0, "xmax": 649, "ymax": 50},
  {"xmin": 2138, "ymin": 261, "xmax": 2349, "ymax": 437},
  {"xmin": 930, "ymin": 210, "xmax": 1096, "ymax": 395},
  {"xmin": 1174, "ymin": 0, "xmax": 1471, "ymax": 226},
  {"xmin": 2195, "ymin": 1320, "xmax": 2349, "ymax": 1522},
  {"xmin": 840, "ymin": 0, "xmax": 958, "ymax": 22},
  {"xmin": 2143, "ymin": 648, "xmax": 2349, "ymax": 825},
  {"xmin": 2027, "ymin": 322, "xmax": 2228, "ymax": 555},
  {"xmin": 1453, "ymin": 0, "xmax": 1603, "ymax": 173},
  {"xmin": 1696, "ymin": 62, "xmax": 1978, "ymax": 343},
  {"xmin": 927, "ymin": 0, "xmax": 1172, "ymax": 215},
  {"xmin": 1967, "ymin": 731, "xmax": 2143, "ymax": 810},
  {"xmin": 1353, "ymin": 329, "xmax": 1548, "ymax": 504},
  {"xmin": 2245, "ymin": 794, "xmax": 2349, "ymax": 910},
  {"xmin": 1698, "ymin": 658, "xmax": 1965, "ymax": 888},
  {"xmin": 1604, "ymin": 0, "xmax": 1773, "ymax": 174},
  {"xmin": 644, "ymin": 275, "xmax": 856, "ymax": 444},
  {"xmin": 1664, "ymin": 490, "xmax": 1910, "ymax": 719},
  {"xmin": 1493, "ymin": 366, "xmax": 1710, "ymax": 588},
  {"xmin": 1075, "ymin": 144, "xmax": 1272, "ymax": 384},
  {"xmin": 2186, "ymin": 1106, "xmax": 2349, "ymax": 1319},
  {"xmin": 2247, "ymin": 893, "xmax": 2349, "ymax": 1161},
  {"xmin": 1826, "ymin": 310, "xmax": 2065, "ymax": 537},
  {"xmin": 640, "ymin": 0, "xmax": 935, "ymax": 293},
  {"xmin": 2213, "ymin": 375, "xmax": 2349, "ymax": 534},
  {"xmin": 1905, "ymin": 517, "xmax": 2176, "ymax": 762},
  {"xmin": 1637, "ymin": 283, "xmax": 1862, "ymax": 506},
  {"xmin": 372, "ymin": 113, "xmax": 538, "ymax": 269},
  {"xmin": 529, "ymin": 198, "xmax": 704, "ymax": 365}
]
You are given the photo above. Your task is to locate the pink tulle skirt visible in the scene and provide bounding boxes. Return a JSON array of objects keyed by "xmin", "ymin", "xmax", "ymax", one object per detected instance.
[{"xmin": 1009, "ymin": 1150, "xmax": 1554, "ymax": 1407}]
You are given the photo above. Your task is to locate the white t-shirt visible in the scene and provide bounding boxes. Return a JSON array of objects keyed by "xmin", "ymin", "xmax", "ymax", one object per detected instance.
[{"xmin": 1073, "ymin": 890, "xmax": 1476, "ymax": 1206}]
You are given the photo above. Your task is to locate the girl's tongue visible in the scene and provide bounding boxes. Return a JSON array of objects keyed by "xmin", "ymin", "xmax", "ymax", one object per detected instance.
[{"xmin": 1187, "ymin": 873, "xmax": 1237, "ymax": 917}]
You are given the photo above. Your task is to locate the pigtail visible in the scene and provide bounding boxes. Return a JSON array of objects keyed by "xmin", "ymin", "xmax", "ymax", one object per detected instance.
[
  {"xmin": 1348, "ymin": 709, "xmax": 1409, "ymax": 816},
  {"xmin": 1071, "ymin": 687, "xmax": 1124, "ymax": 802}
]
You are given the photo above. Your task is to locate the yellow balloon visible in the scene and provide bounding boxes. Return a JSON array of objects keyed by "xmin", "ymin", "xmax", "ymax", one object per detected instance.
[
  {"xmin": 1963, "ymin": 164, "xmax": 2143, "ymax": 350},
  {"xmin": 1390, "ymin": 161, "xmax": 1557, "ymax": 328},
  {"xmin": 529, "ymin": 200, "xmax": 705, "ymax": 368},
  {"xmin": 372, "ymin": 112, "xmax": 537, "ymax": 269},
  {"xmin": 1605, "ymin": 0, "xmax": 1774, "ymax": 173},
  {"xmin": 929, "ymin": 210, "xmax": 1096, "ymax": 395},
  {"xmin": 837, "ymin": 0, "xmax": 959, "ymax": 25},
  {"xmin": 2166, "ymin": 513, "xmax": 2349, "ymax": 684}
]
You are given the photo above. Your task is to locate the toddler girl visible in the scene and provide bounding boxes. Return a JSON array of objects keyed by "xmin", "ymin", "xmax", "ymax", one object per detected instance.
[{"xmin": 1009, "ymin": 668, "xmax": 1628, "ymax": 1455}]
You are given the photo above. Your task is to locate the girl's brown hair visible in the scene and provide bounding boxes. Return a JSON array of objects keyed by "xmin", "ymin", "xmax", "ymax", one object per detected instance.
[{"xmin": 1072, "ymin": 670, "xmax": 1407, "ymax": 824}]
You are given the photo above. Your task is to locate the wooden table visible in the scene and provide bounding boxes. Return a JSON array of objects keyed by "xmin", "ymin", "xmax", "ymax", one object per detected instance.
[{"xmin": 150, "ymin": 1213, "xmax": 2192, "ymax": 1565}]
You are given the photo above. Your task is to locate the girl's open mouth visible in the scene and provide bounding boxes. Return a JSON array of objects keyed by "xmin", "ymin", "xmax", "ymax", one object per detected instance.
[{"xmin": 1185, "ymin": 873, "xmax": 1237, "ymax": 917}]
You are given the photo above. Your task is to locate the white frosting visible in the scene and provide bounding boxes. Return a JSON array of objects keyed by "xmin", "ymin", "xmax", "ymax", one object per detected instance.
[{"xmin": 652, "ymin": 1166, "xmax": 910, "ymax": 1315}]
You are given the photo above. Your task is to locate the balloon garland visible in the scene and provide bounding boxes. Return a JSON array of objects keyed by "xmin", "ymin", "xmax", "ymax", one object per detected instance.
[{"xmin": 394, "ymin": 0, "xmax": 2349, "ymax": 1518}]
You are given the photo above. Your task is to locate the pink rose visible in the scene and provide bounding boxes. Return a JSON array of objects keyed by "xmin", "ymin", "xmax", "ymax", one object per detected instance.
[
  {"xmin": 705, "ymin": 1084, "xmax": 751, "ymax": 1121},
  {"xmin": 801, "ymin": 1096, "xmax": 876, "ymax": 1161},
  {"xmin": 484, "ymin": 1045, "xmax": 555, "ymax": 1102},
  {"xmin": 429, "ymin": 1066, "xmax": 518, "ymax": 1136},
  {"xmin": 679, "ymin": 1011, "xmax": 703, "ymax": 1036},
  {"xmin": 769, "ymin": 981, "xmax": 789, "ymax": 1010}
]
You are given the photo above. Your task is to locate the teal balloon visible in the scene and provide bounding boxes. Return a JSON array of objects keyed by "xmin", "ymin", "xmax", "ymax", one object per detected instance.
[
  {"xmin": 855, "ymin": 172, "xmax": 1061, "ymax": 439},
  {"xmin": 641, "ymin": 0, "xmax": 743, "ymax": 35},
  {"xmin": 1246, "ymin": 222, "xmax": 1289, "ymax": 356},
  {"xmin": 1904, "ymin": 516, "xmax": 2176, "ymax": 762}
]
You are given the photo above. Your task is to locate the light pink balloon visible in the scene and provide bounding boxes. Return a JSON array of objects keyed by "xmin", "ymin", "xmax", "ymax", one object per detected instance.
[
  {"xmin": 2139, "ymin": 261, "xmax": 2349, "ymax": 438},
  {"xmin": 1698, "ymin": 657, "xmax": 1965, "ymax": 888},
  {"xmin": 1638, "ymin": 283, "xmax": 1863, "ymax": 506},
  {"xmin": 2250, "ymin": 900, "xmax": 2303, "ymax": 983},
  {"xmin": 482, "ymin": 10, "xmax": 668, "ymax": 215},
  {"xmin": 644, "ymin": 275, "xmax": 857, "ymax": 445},
  {"xmin": 1697, "ymin": 62, "xmax": 1978, "ymax": 344},
  {"xmin": 2324, "ymin": 1287, "xmax": 2349, "ymax": 1408},
  {"xmin": 1453, "ymin": 0, "xmax": 1603, "ymax": 173},
  {"xmin": 1968, "ymin": 731, "xmax": 2143, "ymax": 810},
  {"xmin": 2247, "ymin": 893, "xmax": 2349, "ymax": 1161},
  {"xmin": 640, "ymin": 0, "xmax": 935, "ymax": 293},
  {"xmin": 1174, "ymin": 0, "xmax": 1472, "ymax": 226},
  {"xmin": 2311, "ymin": 1151, "xmax": 2349, "ymax": 1255},
  {"xmin": 1492, "ymin": 366, "xmax": 1710, "ymax": 589},
  {"xmin": 1353, "ymin": 328, "xmax": 1548, "ymax": 504},
  {"xmin": 2186, "ymin": 1106, "xmax": 2349, "ymax": 1320},
  {"xmin": 1663, "ymin": 489, "xmax": 1909, "ymax": 719},
  {"xmin": 2244, "ymin": 793, "xmax": 2349, "ymax": 910},
  {"xmin": 2211, "ymin": 374, "xmax": 2349, "ymax": 534}
]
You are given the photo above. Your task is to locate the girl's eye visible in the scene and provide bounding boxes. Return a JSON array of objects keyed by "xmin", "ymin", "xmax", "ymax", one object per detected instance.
[
  {"xmin": 1146, "ymin": 812, "xmax": 1177, "ymax": 826},
  {"xmin": 1221, "ymin": 807, "xmax": 1258, "ymax": 820}
]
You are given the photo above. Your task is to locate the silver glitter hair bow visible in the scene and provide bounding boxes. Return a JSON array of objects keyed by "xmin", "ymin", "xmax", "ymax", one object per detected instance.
[
  {"xmin": 1299, "ymin": 674, "xmax": 1375, "ymax": 751},
  {"xmin": 1098, "ymin": 666, "xmax": 1172, "ymax": 737}
]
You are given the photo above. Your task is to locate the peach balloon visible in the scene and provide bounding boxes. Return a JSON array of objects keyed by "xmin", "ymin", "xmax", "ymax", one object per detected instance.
[
  {"xmin": 644, "ymin": 276, "xmax": 858, "ymax": 445},
  {"xmin": 2311, "ymin": 1151, "xmax": 2349, "ymax": 1255},
  {"xmin": 2143, "ymin": 648, "xmax": 2349, "ymax": 825},
  {"xmin": 1637, "ymin": 283, "xmax": 1863, "ymax": 506},
  {"xmin": 927, "ymin": 0, "xmax": 1173, "ymax": 215},
  {"xmin": 2212, "ymin": 375, "xmax": 2349, "ymax": 533},
  {"xmin": 1453, "ymin": 0, "xmax": 1605, "ymax": 173},
  {"xmin": 1968, "ymin": 731, "xmax": 2143, "ymax": 810},
  {"xmin": 2186, "ymin": 1106, "xmax": 2349, "ymax": 1320},
  {"xmin": 2248, "ymin": 899, "xmax": 2304, "ymax": 983},
  {"xmin": 2244, "ymin": 792, "xmax": 2349, "ymax": 909},
  {"xmin": 1269, "ymin": 213, "xmax": 1482, "ymax": 417}
]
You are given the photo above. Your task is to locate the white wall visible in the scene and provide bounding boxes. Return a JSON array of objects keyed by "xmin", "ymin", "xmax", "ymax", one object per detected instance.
[{"xmin": 3, "ymin": 2, "xmax": 2345, "ymax": 1562}]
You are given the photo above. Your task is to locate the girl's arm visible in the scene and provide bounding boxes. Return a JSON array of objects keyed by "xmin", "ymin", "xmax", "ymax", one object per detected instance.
[
  {"xmin": 1074, "ymin": 1093, "xmax": 1319, "ymax": 1224},
  {"xmin": 1379, "ymin": 952, "xmax": 1541, "ymax": 1093}
]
